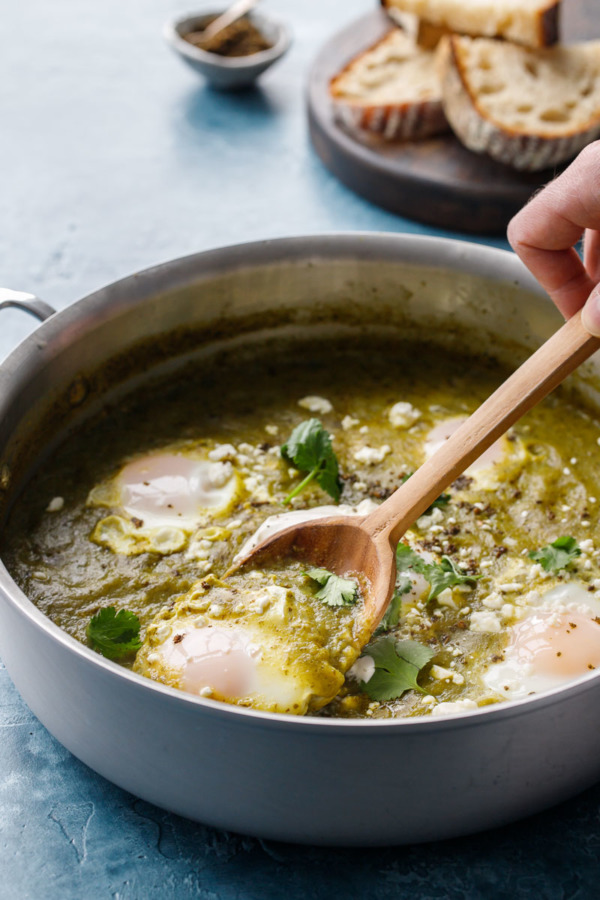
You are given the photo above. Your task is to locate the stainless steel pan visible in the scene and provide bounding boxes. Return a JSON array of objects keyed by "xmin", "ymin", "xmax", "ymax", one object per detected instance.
[{"xmin": 1, "ymin": 234, "xmax": 599, "ymax": 846}]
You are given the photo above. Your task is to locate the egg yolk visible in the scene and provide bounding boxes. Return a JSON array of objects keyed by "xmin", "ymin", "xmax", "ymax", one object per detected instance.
[
  {"xmin": 509, "ymin": 610, "xmax": 600, "ymax": 677},
  {"xmin": 162, "ymin": 626, "xmax": 261, "ymax": 697},
  {"xmin": 155, "ymin": 622, "xmax": 312, "ymax": 710}
]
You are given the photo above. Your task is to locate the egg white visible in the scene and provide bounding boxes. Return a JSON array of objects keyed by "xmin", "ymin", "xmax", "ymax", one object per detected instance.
[
  {"xmin": 424, "ymin": 417, "xmax": 522, "ymax": 489},
  {"xmin": 88, "ymin": 448, "xmax": 241, "ymax": 555}
]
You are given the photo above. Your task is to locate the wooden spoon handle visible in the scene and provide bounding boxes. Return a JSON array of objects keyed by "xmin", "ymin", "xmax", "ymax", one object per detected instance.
[{"xmin": 365, "ymin": 310, "xmax": 600, "ymax": 546}]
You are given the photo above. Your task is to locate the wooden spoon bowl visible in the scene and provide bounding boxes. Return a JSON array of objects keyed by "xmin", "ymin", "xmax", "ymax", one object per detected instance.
[{"xmin": 233, "ymin": 309, "xmax": 600, "ymax": 648}]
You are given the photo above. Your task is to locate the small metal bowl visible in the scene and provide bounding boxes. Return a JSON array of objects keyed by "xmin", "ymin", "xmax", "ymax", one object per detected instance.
[{"xmin": 164, "ymin": 9, "xmax": 291, "ymax": 90}]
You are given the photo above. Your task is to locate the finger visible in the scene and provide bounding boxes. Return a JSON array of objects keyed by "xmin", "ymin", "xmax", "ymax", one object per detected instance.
[
  {"xmin": 583, "ymin": 228, "xmax": 600, "ymax": 283},
  {"xmin": 507, "ymin": 141, "xmax": 600, "ymax": 317},
  {"xmin": 581, "ymin": 283, "xmax": 600, "ymax": 336}
]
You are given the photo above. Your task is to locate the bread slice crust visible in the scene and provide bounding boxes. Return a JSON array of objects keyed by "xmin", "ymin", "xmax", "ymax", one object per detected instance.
[
  {"xmin": 381, "ymin": 0, "xmax": 560, "ymax": 49},
  {"xmin": 437, "ymin": 35, "xmax": 600, "ymax": 171},
  {"xmin": 330, "ymin": 28, "xmax": 449, "ymax": 140}
]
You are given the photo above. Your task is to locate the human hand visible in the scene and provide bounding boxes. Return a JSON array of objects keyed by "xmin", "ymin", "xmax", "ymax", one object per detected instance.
[{"xmin": 507, "ymin": 141, "xmax": 600, "ymax": 335}]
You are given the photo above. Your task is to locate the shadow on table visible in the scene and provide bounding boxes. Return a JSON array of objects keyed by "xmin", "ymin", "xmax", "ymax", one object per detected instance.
[{"xmin": 179, "ymin": 83, "xmax": 282, "ymax": 136}]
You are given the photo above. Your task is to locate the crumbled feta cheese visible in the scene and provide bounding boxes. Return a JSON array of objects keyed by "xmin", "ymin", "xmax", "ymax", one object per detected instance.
[
  {"xmin": 482, "ymin": 592, "xmax": 503, "ymax": 610},
  {"xmin": 298, "ymin": 395, "xmax": 332, "ymax": 415},
  {"xmin": 359, "ymin": 425, "xmax": 369, "ymax": 434},
  {"xmin": 498, "ymin": 582, "xmax": 522, "ymax": 593},
  {"xmin": 436, "ymin": 588, "xmax": 457, "ymax": 609},
  {"xmin": 46, "ymin": 496, "xmax": 64, "ymax": 512},
  {"xmin": 520, "ymin": 590, "xmax": 540, "ymax": 607},
  {"xmin": 424, "ymin": 507, "xmax": 444, "ymax": 525},
  {"xmin": 501, "ymin": 603, "xmax": 515, "ymax": 621},
  {"xmin": 430, "ymin": 699, "xmax": 478, "ymax": 717},
  {"xmin": 347, "ymin": 655, "xmax": 375, "ymax": 684},
  {"xmin": 388, "ymin": 401, "xmax": 422, "ymax": 429},
  {"xmin": 431, "ymin": 664, "xmax": 464, "ymax": 685},
  {"xmin": 199, "ymin": 686, "xmax": 213, "ymax": 698},
  {"xmin": 341, "ymin": 415, "xmax": 359, "ymax": 430},
  {"xmin": 470, "ymin": 610, "xmax": 502, "ymax": 633},
  {"xmin": 421, "ymin": 695, "xmax": 436, "ymax": 705},
  {"xmin": 208, "ymin": 443, "xmax": 237, "ymax": 462},
  {"xmin": 353, "ymin": 445, "xmax": 391, "ymax": 465},
  {"xmin": 265, "ymin": 424, "xmax": 279, "ymax": 436}
]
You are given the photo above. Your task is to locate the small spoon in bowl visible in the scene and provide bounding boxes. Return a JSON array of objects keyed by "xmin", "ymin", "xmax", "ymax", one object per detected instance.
[
  {"xmin": 233, "ymin": 310, "xmax": 600, "ymax": 644},
  {"xmin": 197, "ymin": 0, "xmax": 260, "ymax": 48}
]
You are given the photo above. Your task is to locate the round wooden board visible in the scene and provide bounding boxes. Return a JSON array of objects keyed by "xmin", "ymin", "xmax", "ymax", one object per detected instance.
[{"xmin": 307, "ymin": 1, "xmax": 598, "ymax": 235}]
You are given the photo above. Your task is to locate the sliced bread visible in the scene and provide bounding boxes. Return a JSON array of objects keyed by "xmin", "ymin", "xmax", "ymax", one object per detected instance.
[
  {"xmin": 330, "ymin": 28, "xmax": 449, "ymax": 141},
  {"xmin": 381, "ymin": 0, "xmax": 560, "ymax": 49},
  {"xmin": 437, "ymin": 35, "xmax": 600, "ymax": 171},
  {"xmin": 381, "ymin": 8, "xmax": 450, "ymax": 50}
]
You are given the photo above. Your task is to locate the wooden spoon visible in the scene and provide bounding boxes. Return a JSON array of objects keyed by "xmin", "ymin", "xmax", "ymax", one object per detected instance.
[{"xmin": 234, "ymin": 310, "xmax": 600, "ymax": 640}]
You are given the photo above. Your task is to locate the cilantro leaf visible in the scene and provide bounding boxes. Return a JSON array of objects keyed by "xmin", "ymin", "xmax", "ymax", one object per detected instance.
[
  {"xmin": 426, "ymin": 556, "xmax": 481, "ymax": 600},
  {"xmin": 396, "ymin": 543, "xmax": 427, "ymax": 574},
  {"xmin": 401, "ymin": 472, "xmax": 450, "ymax": 514},
  {"xmin": 281, "ymin": 418, "xmax": 341, "ymax": 504},
  {"xmin": 360, "ymin": 636, "xmax": 435, "ymax": 701},
  {"xmin": 87, "ymin": 607, "xmax": 142, "ymax": 660},
  {"xmin": 528, "ymin": 536, "xmax": 581, "ymax": 573},
  {"xmin": 376, "ymin": 574, "xmax": 412, "ymax": 634},
  {"xmin": 396, "ymin": 543, "xmax": 480, "ymax": 601},
  {"xmin": 305, "ymin": 567, "xmax": 358, "ymax": 607}
]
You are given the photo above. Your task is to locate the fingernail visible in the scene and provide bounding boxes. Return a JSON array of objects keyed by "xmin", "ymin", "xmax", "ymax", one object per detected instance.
[{"xmin": 582, "ymin": 284, "xmax": 600, "ymax": 336}]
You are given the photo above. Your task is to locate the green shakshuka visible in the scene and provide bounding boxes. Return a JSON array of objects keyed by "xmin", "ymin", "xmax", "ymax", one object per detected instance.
[{"xmin": 4, "ymin": 336, "xmax": 600, "ymax": 718}]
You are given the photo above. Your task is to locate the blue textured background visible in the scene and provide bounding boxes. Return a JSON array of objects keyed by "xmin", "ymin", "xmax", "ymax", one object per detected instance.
[{"xmin": 1, "ymin": 1, "xmax": 599, "ymax": 897}]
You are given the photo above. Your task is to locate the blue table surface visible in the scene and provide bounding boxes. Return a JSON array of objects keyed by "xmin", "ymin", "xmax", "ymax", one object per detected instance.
[{"xmin": 2, "ymin": 1, "xmax": 599, "ymax": 897}]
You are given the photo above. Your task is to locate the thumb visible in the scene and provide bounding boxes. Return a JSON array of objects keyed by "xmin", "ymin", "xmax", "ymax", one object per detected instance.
[{"xmin": 581, "ymin": 283, "xmax": 600, "ymax": 336}]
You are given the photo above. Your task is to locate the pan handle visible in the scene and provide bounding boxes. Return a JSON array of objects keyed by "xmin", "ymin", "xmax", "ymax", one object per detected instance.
[{"xmin": 0, "ymin": 289, "xmax": 56, "ymax": 322}]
